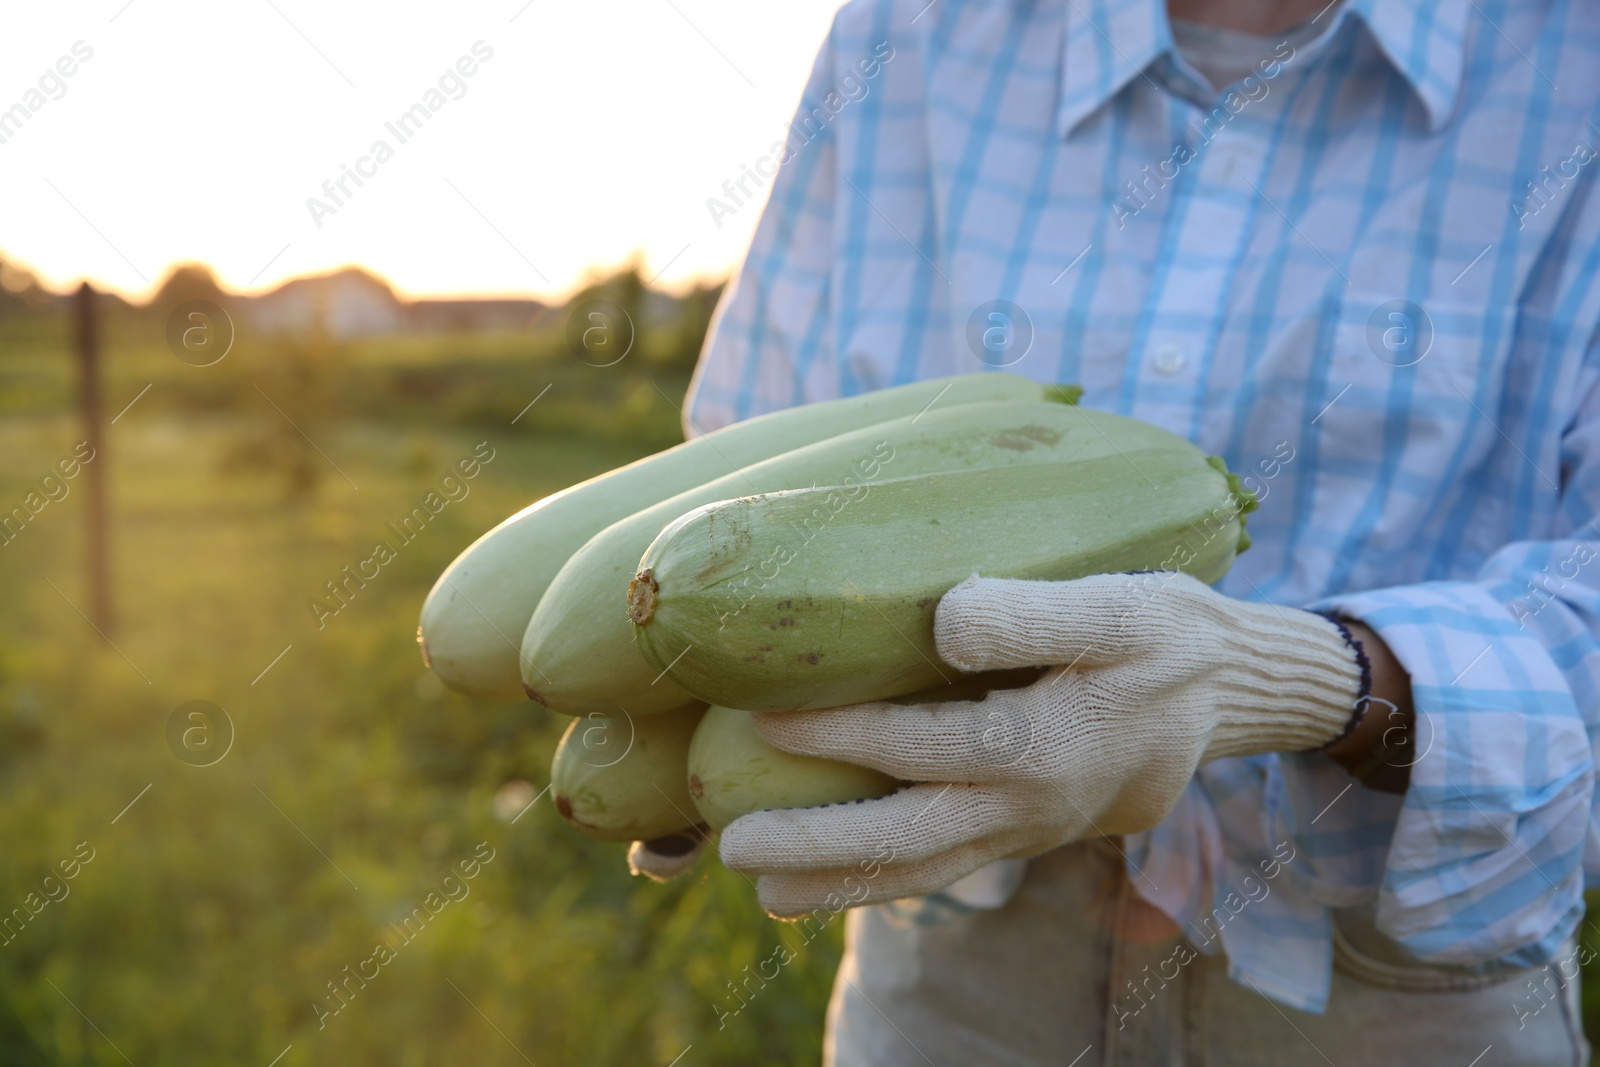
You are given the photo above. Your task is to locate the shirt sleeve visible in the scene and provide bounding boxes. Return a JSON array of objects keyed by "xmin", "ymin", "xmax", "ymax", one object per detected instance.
[
  {"xmin": 1285, "ymin": 339, "xmax": 1600, "ymax": 969},
  {"xmin": 681, "ymin": 29, "xmax": 843, "ymax": 438}
]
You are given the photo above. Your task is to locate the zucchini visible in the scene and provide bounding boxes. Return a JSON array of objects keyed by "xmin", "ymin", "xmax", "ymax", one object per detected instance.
[
  {"xmin": 687, "ymin": 705, "xmax": 899, "ymax": 832},
  {"xmin": 550, "ymin": 703, "xmax": 706, "ymax": 842},
  {"xmin": 419, "ymin": 373, "xmax": 1073, "ymax": 699},
  {"xmin": 632, "ymin": 437, "xmax": 1254, "ymax": 711},
  {"xmin": 686, "ymin": 670, "xmax": 1043, "ymax": 831},
  {"xmin": 522, "ymin": 397, "xmax": 1131, "ymax": 716}
]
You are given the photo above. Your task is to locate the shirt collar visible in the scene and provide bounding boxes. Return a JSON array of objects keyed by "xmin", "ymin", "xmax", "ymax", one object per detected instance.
[
  {"xmin": 1056, "ymin": 0, "xmax": 1174, "ymax": 140},
  {"xmin": 1344, "ymin": 0, "xmax": 1470, "ymax": 133},
  {"xmin": 1055, "ymin": 0, "xmax": 1469, "ymax": 139}
]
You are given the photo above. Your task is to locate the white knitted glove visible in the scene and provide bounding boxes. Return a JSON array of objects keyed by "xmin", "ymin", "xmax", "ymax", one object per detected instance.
[
  {"xmin": 627, "ymin": 832, "xmax": 710, "ymax": 882},
  {"xmin": 719, "ymin": 571, "xmax": 1367, "ymax": 918}
]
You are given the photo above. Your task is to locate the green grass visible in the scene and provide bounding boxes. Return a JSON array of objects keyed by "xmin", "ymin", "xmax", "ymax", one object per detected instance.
[{"xmin": 0, "ymin": 323, "xmax": 839, "ymax": 1065}]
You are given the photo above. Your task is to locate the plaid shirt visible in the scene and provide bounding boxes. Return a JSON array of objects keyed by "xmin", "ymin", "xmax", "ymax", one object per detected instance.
[{"xmin": 685, "ymin": 0, "xmax": 1600, "ymax": 1013}]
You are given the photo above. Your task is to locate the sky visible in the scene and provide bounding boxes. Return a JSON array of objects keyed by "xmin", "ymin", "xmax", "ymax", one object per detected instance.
[{"xmin": 0, "ymin": 0, "xmax": 846, "ymax": 302}]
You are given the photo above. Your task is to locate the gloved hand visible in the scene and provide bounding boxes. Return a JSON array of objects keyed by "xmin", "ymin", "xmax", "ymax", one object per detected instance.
[
  {"xmin": 628, "ymin": 831, "xmax": 711, "ymax": 882},
  {"xmin": 719, "ymin": 571, "xmax": 1368, "ymax": 918}
]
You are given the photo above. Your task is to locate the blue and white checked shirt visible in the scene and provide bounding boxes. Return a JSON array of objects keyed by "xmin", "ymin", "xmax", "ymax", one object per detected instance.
[{"xmin": 685, "ymin": 0, "xmax": 1600, "ymax": 1014}]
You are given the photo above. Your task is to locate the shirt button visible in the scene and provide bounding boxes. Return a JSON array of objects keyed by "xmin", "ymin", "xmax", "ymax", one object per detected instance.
[{"xmin": 1152, "ymin": 343, "xmax": 1187, "ymax": 376}]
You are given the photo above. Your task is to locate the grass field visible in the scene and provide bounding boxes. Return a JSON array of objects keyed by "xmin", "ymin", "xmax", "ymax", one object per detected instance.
[{"xmin": 0, "ymin": 300, "xmax": 841, "ymax": 1066}]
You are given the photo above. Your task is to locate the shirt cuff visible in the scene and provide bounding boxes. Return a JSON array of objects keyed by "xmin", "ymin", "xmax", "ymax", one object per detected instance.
[{"xmin": 1303, "ymin": 579, "xmax": 1592, "ymax": 967}]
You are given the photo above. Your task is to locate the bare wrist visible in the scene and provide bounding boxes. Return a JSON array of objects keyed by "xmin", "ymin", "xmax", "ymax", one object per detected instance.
[{"xmin": 1323, "ymin": 620, "xmax": 1416, "ymax": 794}]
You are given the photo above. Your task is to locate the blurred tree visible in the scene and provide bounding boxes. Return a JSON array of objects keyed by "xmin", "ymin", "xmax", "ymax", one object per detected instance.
[
  {"xmin": 0, "ymin": 252, "xmax": 62, "ymax": 353},
  {"xmin": 568, "ymin": 258, "xmax": 647, "ymax": 341},
  {"xmin": 661, "ymin": 280, "xmax": 724, "ymax": 371},
  {"xmin": 0, "ymin": 253, "xmax": 40, "ymax": 312},
  {"xmin": 149, "ymin": 262, "xmax": 229, "ymax": 314},
  {"xmin": 561, "ymin": 260, "xmax": 724, "ymax": 374}
]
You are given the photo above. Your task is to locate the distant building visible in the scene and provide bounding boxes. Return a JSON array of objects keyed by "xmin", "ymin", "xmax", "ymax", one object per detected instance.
[
  {"xmin": 248, "ymin": 268, "xmax": 403, "ymax": 338},
  {"xmin": 245, "ymin": 268, "xmax": 544, "ymax": 338}
]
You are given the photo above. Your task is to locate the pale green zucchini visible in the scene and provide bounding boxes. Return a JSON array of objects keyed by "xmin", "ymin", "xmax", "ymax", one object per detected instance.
[
  {"xmin": 550, "ymin": 703, "xmax": 706, "ymax": 842},
  {"xmin": 687, "ymin": 705, "xmax": 899, "ymax": 832},
  {"xmin": 686, "ymin": 669, "xmax": 1044, "ymax": 831},
  {"xmin": 521, "ymin": 397, "xmax": 1149, "ymax": 716},
  {"xmin": 419, "ymin": 373, "xmax": 1072, "ymax": 700},
  {"xmin": 632, "ymin": 441, "xmax": 1254, "ymax": 712}
]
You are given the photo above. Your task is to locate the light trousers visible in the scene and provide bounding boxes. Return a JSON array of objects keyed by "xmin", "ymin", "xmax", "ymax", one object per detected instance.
[{"xmin": 826, "ymin": 838, "xmax": 1588, "ymax": 1066}]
